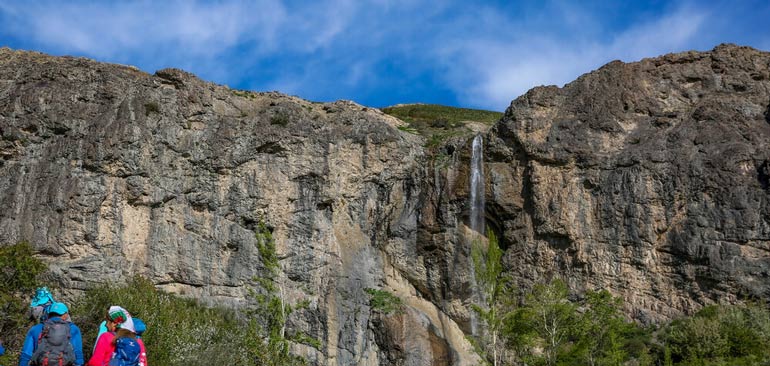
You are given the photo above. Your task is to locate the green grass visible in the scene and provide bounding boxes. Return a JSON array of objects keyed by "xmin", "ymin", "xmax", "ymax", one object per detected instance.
[
  {"xmin": 382, "ymin": 104, "xmax": 503, "ymax": 147},
  {"xmin": 382, "ymin": 104, "xmax": 502, "ymax": 126},
  {"xmin": 232, "ymin": 89, "xmax": 258, "ymax": 99}
]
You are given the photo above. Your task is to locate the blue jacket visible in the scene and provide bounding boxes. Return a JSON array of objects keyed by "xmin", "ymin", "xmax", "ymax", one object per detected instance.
[
  {"xmin": 0, "ymin": 342, "xmax": 5, "ymax": 355},
  {"xmin": 19, "ymin": 317, "xmax": 84, "ymax": 366}
]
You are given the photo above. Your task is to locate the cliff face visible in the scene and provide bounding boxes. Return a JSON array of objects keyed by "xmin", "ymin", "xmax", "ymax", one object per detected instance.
[
  {"xmin": 1, "ymin": 44, "xmax": 769, "ymax": 365},
  {"xmin": 481, "ymin": 44, "xmax": 770, "ymax": 321},
  {"xmin": 0, "ymin": 48, "xmax": 478, "ymax": 365}
]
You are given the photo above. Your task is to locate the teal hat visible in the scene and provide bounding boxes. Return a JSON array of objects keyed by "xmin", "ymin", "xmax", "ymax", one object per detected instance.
[
  {"xmin": 48, "ymin": 302, "xmax": 68, "ymax": 315},
  {"xmin": 31, "ymin": 287, "xmax": 55, "ymax": 307}
]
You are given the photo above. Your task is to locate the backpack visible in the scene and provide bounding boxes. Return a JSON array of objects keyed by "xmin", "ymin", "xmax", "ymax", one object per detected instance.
[
  {"xmin": 108, "ymin": 337, "xmax": 141, "ymax": 366},
  {"xmin": 31, "ymin": 318, "xmax": 75, "ymax": 366}
]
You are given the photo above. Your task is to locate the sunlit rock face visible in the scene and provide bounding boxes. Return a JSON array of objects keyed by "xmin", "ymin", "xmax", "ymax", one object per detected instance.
[
  {"xmin": 481, "ymin": 44, "xmax": 770, "ymax": 322},
  {"xmin": 1, "ymin": 43, "xmax": 769, "ymax": 365},
  {"xmin": 0, "ymin": 48, "xmax": 479, "ymax": 366}
]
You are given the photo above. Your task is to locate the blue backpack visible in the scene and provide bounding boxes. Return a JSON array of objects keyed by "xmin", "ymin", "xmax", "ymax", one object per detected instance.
[{"xmin": 108, "ymin": 337, "xmax": 140, "ymax": 366}]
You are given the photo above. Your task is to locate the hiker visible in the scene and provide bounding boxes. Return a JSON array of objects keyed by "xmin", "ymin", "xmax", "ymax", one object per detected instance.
[
  {"xmin": 19, "ymin": 302, "xmax": 84, "ymax": 366},
  {"xmin": 0, "ymin": 339, "xmax": 5, "ymax": 356},
  {"xmin": 133, "ymin": 318, "xmax": 148, "ymax": 366},
  {"xmin": 88, "ymin": 306, "xmax": 141, "ymax": 366},
  {"xmin": 28, "ymin": 287, "xmax": 55, "ymax": 324},
  {"xmin": 92, "ymin": 307, "xmax": 110, "ymax": 352}
]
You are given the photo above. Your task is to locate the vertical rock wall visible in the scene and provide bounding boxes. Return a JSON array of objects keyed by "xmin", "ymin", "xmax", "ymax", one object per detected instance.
[
  {"xmin": 0, "ymin": 49, "xmax": 479, "ymax": 365},
  {"xmin": 480, "ymin": 44, "xmax": 770, "ymax": 321}
]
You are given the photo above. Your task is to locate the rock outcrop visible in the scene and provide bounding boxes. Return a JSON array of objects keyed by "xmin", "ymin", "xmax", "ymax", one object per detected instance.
[
  {"xmin": 479, "ymin": 44, "xmax": 770, "ymax": 321},
  {"xmin": 1, "ymin": 43, "xmax": 769, "ymax": 364}
]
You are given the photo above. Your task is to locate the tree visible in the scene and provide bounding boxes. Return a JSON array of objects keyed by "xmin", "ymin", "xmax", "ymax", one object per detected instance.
[
  {"xmin": 505, "ymin": 279, "xmax": 578, "ymax": 366},
  {"xmin": 470, "ymin": 230, "xmax": 516, "ymax": 366},
  {"xmin": 661, "ymin": 302, "xmax": 770, "ymax": 365},
  {"xmin": 575, "ymin": 290, "xmax": 629, "ymax": 366}
]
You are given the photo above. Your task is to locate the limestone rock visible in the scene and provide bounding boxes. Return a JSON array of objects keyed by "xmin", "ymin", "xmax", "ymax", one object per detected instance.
[
  {"xmin": 0, "ymin": 47, "xmax": 477, "ymax": 365},
  {"xmin": 479, "ymin": 44, "xmax": 770, "ymax": 321}
]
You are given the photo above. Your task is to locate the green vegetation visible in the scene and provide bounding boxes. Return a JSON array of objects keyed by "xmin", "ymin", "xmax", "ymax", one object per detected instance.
[
  {"xmin": 3, "ymin": 238, "xmax": 770, "ymax": 366},
  {"xmin": 270, "ymin": 113, "xmax": 290, "ymax": 126},
  {"xmin": 232, "ymin": 89, "xmax": 258, "ymax": 99},
  {"xmin": 661, "ymin": 303, "xmax": 770, "ymax": 365},
  {"xmin": 474, "ymin": 278, "xmax": 770, "ymax": 366},
  {"xmin": 0, "ymin": 232, "xmax": 315, "ymax": 366},
  {"xmin": 503, "ymin": 281, "xmax": 652, "ymax": 366},
  {"xmin": 75, "ymin": 258, "xmax": 314, "ymax": 366},
  {"xmin": 396, "ymin": 125, "xmax": 419, "ymax": 134},
  {"xmin": 382, "ymin": 104, "xmax": 502, "ymax": 126},
  {"xmin": 364, "ymin": 288, "xmax": 404, "ymax": 315},
  {"xmin": 382, "ymin": 104, "xmax": 503, "ymax": 147},
  {"xmin": 74, "ymin": 277, "xmax": 253, "ymax": 366},
  {"xmin": 144, "ymin": 102, "xmax": 160, "ymax": 115},
  {"xmin": 248, "ymin": 221, "xmax": 314, "ymax": 365},
  {"xmin": 470, "ymin": 230, "xmax": 516, "ymax": 366},
  {"xmin": 0, "ymin": 242, "xmax": 47, "ymax": 365},
  {"xmin": 466, "ymin": 231, "xmax": 770, "ymax": 365}
]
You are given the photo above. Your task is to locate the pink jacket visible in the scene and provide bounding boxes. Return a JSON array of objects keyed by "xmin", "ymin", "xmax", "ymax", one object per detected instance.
[
  {"xmin": 87, "ymin": 331, "xmax": 115, "ymax": 366},
  {"xmin": 137, "ymin": 338, "xmax": 148, "ymax": 366}
]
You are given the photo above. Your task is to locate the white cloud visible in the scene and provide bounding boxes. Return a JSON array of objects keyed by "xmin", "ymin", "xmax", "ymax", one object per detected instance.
[
  {"xmin": 0, "ymin": 1, "xmax": 351, "ymax": 77},
  {"xmin": 435, "ymin": 3, "xmax": 709, "ymax": 110},
  {"xmin": 3, "ymin": 1, "xmax": 285, "ymax": 57},
  {"xmin": 0, "ymin": 0, "xmax": 754, "ymax": 111}
]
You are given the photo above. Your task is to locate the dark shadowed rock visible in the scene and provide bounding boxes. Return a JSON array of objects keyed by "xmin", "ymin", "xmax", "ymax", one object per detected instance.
[{"xmin": 475, "ymin": 44, "xmax": 770, "ymax": 321}]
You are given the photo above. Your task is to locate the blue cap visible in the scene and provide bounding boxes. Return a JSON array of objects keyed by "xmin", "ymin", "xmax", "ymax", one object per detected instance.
[
  {"xmin": 133, "ymin": 318, "xmax": 146, "ymax": 336},
  {"xmin": 31, "ymin": 287, "xmax": 55, "ymax": 307},
  {"xmin": 48, "ymin": 302, "xmax": 69, "ymax": 315}
]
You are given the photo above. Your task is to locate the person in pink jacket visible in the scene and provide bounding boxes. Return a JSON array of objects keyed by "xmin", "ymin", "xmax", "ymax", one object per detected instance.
[{"xmin": 88, "ymin": 306, "xmax": 133, "ymax": 366}]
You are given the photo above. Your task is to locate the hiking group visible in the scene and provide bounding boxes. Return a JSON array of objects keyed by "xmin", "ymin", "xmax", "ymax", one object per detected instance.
[{"xmin": 17, "ymin": 287, "xmax": 148, "ymax": 366}]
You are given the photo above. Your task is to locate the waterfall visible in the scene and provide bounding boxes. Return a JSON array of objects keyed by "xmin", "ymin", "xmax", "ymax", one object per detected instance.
[
  {"xmin": 468, "ymin": 134, "xmax": 485, "ymax": 337},
  {"xmin": 469, "ymin": 134, "xmax": 485, "ymax": 235}
]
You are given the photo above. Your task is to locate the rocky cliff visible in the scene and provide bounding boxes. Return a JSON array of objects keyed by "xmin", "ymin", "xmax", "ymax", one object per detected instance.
[
  {"xmin": 479, "ymin": 44, "xmax": 770, "ymax": 322},
  {"xmin": 1, "ymin": 44, "xmax": 769, "ymax": 365}
]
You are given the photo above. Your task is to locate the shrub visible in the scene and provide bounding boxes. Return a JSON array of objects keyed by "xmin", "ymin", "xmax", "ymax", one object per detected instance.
[
  {"xmin": 270, "ymin": 113, "xmax": 290, "ymax": 126},
  {"xmin": 144, "ymin": 102, "xmax": 160, "ymax": 115},
  {"xmin": 0, "ymin": 241, "xmax": 48, "ymax": 365},
  {"xmin": 73, "ymin": 277, "xmax": 252, "ymax": 366},
  {"xmin": 0, "ymin": 241, "xmax": 46, "ymax": 293},
  {"xmin": 661, "ymin": 303, "xmax": 770, "ymax": 365},
  {"xmin": 364, "ymin": 288, "xmax": 403, "ymax": 315}
]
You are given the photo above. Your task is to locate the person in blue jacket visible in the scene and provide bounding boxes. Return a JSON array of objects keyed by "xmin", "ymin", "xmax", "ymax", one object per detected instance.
[
  {"xmin": 28, "ymin": 287, "xmax": 56, "ymax": 323},
  {"xmin": 0, "ymin": 339, "xmax": 5, "ymax": 355},
  {"xmin": 19, "ymin": 302, "xmax": 84, "ymax": 366}
]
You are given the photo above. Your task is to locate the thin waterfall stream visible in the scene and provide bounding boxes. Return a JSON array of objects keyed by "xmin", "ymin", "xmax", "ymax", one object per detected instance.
[
  {"xmin": 468, "ymin": 134, "xmax": 485, "ymax": 336},
  {"xmin": 470, "ymin": 134, "xmax": 485, "ymax": 235}
]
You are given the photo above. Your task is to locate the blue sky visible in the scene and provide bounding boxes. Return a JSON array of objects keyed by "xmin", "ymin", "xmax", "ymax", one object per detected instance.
[{"xmin": 1, "ymin": 1, "xmax": 769, "ymax": 111}]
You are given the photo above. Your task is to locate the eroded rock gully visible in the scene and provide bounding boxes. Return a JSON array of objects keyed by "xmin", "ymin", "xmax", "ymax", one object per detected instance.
[{"xmin": 1, "ymin": 44, "xmax": 769, "ymax": 365}]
